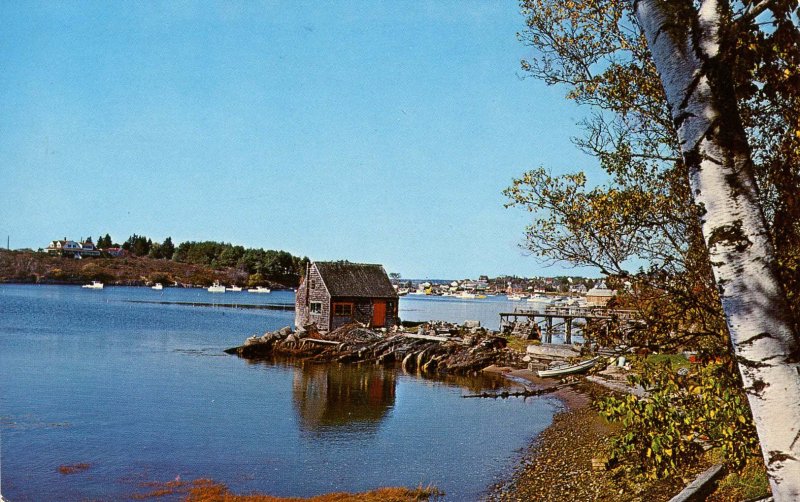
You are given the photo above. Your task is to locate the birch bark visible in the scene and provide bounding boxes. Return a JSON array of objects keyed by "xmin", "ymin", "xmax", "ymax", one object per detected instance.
[{"xmin": 634, "ymin": 0, "xmax": 800, "ymax": 498}]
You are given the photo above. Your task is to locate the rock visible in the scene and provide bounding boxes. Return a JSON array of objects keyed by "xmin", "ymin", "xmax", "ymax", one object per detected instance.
[
  {"xmin": 285, "ymin": 334, "xmax": 298, "ymax": 343},
  {"xmin": 278, "ymin": 326, "xmax": 292, "ymax": 337},
  {"xmin": 464, "ymin": 320, "xmax": 481, "ymax": 328},
  {"xmin": 526, "ymin": 343, "xmax": 581, "ymax": 359},
  {"xmin": 591, "ymin": 457, "xmax": 608, "ymax": 471}
]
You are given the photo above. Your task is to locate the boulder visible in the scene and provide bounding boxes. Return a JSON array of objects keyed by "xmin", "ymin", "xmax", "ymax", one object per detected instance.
[
  {"xmin": 526, "ymin": 343, "xmax": 581, "ymax": 360},
  {"xmin": 463, "ymin": 320, "xmax": 481, "ymax": 329}
]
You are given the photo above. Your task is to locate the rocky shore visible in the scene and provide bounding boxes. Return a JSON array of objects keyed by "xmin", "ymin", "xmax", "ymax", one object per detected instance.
[
  {"xmin": 226, "ymin": 322, "xmax": 527, "ymax": 375},
  {"xmin": 486, "ymin": 380, "xmax": 711, "ymax": 502}
]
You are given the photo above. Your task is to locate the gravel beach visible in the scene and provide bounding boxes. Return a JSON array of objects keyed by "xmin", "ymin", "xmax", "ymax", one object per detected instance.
[{"xmin": 485, "ymin": 372, "xmax": 698, "ymax": 501}]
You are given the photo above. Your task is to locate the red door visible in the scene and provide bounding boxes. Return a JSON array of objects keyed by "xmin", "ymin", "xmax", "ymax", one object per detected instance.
[{"xmin": 372, "ymin": 301, "xmax": 386, "ymax": 328}]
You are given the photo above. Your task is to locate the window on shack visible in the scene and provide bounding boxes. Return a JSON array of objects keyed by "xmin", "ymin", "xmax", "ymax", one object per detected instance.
[
  {"xmin": 333, "ymin": 303, "xmax": 353, "ymax": 316},
  {"xmin": 310, "ymin": 302, "xmax": 322, "ymax": 314}
]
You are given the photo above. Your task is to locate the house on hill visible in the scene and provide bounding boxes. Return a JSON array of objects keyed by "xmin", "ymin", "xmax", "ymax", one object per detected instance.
[
  {"xmin": 295, "ymin": 261, "xmax": 399, "ymax": 332},
  {"xmin": 46, "ymin": 238, "xmax": 101, "ymax": 258}
]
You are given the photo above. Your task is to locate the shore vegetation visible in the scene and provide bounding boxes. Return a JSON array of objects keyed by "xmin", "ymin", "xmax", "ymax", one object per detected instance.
[{"xmin": 508, "ymin": 0, "xmax": 799, "ymax": 496}]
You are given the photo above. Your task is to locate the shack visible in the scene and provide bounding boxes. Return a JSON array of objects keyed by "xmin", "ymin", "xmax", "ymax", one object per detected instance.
[{"xmin": 295, "ymin": 261, "xmax": 399, "ymax": 332}]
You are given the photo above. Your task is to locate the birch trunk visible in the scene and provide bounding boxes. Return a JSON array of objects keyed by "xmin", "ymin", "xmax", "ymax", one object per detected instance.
[{"xmin": 634, "ymin": 0, "xmax": 800, "ymax": 498}]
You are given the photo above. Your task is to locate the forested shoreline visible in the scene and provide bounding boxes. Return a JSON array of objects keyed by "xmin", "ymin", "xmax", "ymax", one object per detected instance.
[{"xmin": 0, "ymin": 239, "xmax": 309, "ymax": 288}]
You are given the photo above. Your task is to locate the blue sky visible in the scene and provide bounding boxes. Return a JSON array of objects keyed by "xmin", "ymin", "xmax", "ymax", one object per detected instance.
[{"xmin": 0, "ymin": 1, "xmax": 602, "ymax": 279}]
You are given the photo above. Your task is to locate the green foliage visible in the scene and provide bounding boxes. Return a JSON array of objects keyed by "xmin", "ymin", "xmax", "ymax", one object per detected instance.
[
  {"xmin": 597, "ymin": 359, "xmax": 759, "ymax": 480},
  {"xmin": 160, "ymin": 237, "xmax": 175, "ymax": 260},
  {"xmin": 173, "ymin": 241, "xmax": 307, "ymax": 286},
  {"xmin": 645, "ymin": 353, "xmax": 689, "ymax": 370},
  {"xmin": 123, "ymin": 234, "xmax": 152, "ymax": 257},
  {"xmin": 96, "ymin": 234, "xmax": 113, "ymax": 248}
]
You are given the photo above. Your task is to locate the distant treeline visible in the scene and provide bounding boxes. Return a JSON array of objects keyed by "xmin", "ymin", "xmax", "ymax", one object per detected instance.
[{"xmin": 95, "ymin": 233, "xmax": 309, "ymax": 284}]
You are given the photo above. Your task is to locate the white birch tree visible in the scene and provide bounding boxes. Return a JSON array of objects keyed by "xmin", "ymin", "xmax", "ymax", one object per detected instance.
[{"xmin": 634, "ymin": 0, "xmax": 800, "ymax": 497}]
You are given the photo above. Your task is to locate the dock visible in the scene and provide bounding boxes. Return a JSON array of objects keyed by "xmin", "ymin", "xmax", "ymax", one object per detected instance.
[{"xmin": 500, "ymin": 306, "xmax": 641, "ymax": 343}]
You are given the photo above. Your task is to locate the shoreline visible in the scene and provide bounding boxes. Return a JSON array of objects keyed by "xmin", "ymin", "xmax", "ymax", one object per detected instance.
[{"xmin": 485, "ymin": 368, "xmax": 704, "ymax": 501}]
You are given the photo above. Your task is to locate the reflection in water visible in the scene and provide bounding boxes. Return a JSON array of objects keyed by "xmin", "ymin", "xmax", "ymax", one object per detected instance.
[{"xmin": 292, "ymin": 362, "xmax": 396, "ymax": 434}]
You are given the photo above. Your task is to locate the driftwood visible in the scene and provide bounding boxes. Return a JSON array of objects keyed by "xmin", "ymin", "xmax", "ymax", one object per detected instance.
[
  {"xmin": 226, "ymin": 323, "xmax": 520, "ymax": 376},
  {"xmin": 461, "ymin": 381, "xmax": 574, "ymax": 399}
]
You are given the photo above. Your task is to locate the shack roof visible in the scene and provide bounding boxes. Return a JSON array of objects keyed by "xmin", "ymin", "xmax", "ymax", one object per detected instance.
[{"xmin": 315, "ymin": 261, "xmax": 398, "ymax": 298}]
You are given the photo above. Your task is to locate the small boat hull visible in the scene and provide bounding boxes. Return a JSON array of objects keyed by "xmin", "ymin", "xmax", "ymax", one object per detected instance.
[{"xmin": 537, "ymin": 357, "xmax": 600, "ymax": 378}]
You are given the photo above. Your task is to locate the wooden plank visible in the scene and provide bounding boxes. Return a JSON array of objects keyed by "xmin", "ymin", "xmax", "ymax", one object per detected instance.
[
  {"xmin": 303, "ymin": 338, "xmax": 342, "ymax": 346},
  {"xmin": 402, "ymin": 333, "xmax": 449, "ymax": 342},
  {"xmin": 668, "ymin": 464, "xmax": 725, "ymax": 502}
]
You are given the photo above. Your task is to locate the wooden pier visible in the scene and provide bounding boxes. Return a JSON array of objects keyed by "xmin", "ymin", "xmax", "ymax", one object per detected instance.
[{"xmin": 500, "ymin": 306, "xmax": 640, "ymax": 344}]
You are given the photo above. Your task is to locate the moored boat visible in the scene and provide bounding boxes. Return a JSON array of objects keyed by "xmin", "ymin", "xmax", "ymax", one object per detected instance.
[
  {"xmin": 151, "ymin": 283, "xmax": 163, "ymax": 290},
  {"xmin": 537, "ymin": 357, "xmax": 601, "ymax": 378},
  {"xmin": 248, "ymin": 286, "xmax": 271, "ymax": 293},
  {"xmin": 527, "ymin": 294, "xmax": 552, "ymax": 304},
  {"xmin": 226, "ymin": 285, "xmax": 242, "ymax": 292},
  {"xmin": 208, "ymin": 281, "xmax": 226, "ymax": 293},
  {"xmin": 82, "ymin": 281, "xmax": 104, "ymax": 289}
]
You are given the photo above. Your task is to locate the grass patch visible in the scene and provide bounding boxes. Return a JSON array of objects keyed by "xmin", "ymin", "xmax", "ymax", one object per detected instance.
[
  {"xmin": 708, "ymin": 455, "xmax": 771, "ymax": 501},
  {"xmin": 504, "ymin": 336, "xmax": 535, "ymax": 353},
  {"xmin": 646, "ymin": 353, "xmax": 690, "ymax": 370}
]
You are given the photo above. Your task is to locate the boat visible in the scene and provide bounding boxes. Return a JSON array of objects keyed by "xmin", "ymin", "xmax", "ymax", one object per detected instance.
[
  {"xmin": 537, "ymin": 357, "xmax": 601, "ymax": 378},
  {"xmin": 208, "ymin": 281, "xmax": 226, "ymax": 293},
  {"xmin": 507, "ymin": 294, "xmax": 526, "ymax": 301},
  {"xmin": 248, "ymin": 286, "xmax": 271, "ymax": 293},
  {"xmin": 456, "ymin": 292, "xmax": 476, "ymax": 299},
  {"xmin": 151, "ymin": 283, "xmax": 163, "ymax": 290},
  {"xmin": 226, "ymin": 285, "xmax": 242, "ymax": 292},
  {"xmin": 527, "ymin": 294, "xmax": 552, "ymax": 304},
  {"xmin": 82, "ymin": 281, "xmax": 104, "ymax": 289}
]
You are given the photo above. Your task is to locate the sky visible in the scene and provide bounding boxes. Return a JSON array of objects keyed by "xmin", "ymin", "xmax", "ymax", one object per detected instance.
[{"xmin": 0, "ymin": 1, "xmax": 604, "ymax": 279}]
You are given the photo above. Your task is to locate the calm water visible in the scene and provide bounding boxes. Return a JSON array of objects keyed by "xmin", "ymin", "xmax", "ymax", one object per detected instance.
[{"xmin": 0, "ymin": 285, "xmax": 560, "ymax": 501}]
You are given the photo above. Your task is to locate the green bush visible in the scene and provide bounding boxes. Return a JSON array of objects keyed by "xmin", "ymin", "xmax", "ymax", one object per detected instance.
[{"xmin": 597, "ymin": 358, "xmax": 758, "ymax": 480}]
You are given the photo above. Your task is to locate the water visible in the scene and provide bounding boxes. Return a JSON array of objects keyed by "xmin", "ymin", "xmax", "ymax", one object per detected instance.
[
  {"xmin": 400, "ymin": 294, "xmax": 522, "ymax": 330},
  {"xmin": 0, "ymin": 285, "xmax": 560, "ymax": 501},
  {"xmin": 400, "ymin": 294, "xmax": 583, "ymax": 342}
]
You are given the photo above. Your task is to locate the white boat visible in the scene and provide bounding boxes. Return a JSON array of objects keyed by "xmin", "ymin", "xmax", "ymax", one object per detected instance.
[
  {"xmin": 456, "ymin": 292, "xmax": 476, "ymax": 299},
  {"xmin": 537, "ymin": 357, "xmax": 601, "ymax": 378},
  {"xmin": 248, "ymin": 286, "xmax": 271, "ymax": 293},
  {"xmin": 151, "ymin": 283, "xmax": 163, "ymax": 290},
  {"xmin": 208, "ymin": 281, "xmax": 226, "ymax": 293},
  {"xmin": 507, "ymin": 294, "xmax": 526, "ymax": 301},
  {"xmin": 226, "ymin": 285, "xmax": 242, "ymax": 292},
  {"xmin": 82, "ymin": 281, "xmax": 104, "ymax": 289},
  {"xmin": 527, "ymin": 294, "xmax": 552, "ymax": 304}
]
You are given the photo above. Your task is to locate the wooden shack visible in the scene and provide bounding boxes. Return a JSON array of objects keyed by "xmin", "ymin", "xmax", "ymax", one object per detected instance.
[{"xmin": 295, "ymin": 261, "xmax": 399, "ymax": 332}]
